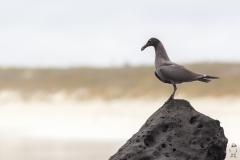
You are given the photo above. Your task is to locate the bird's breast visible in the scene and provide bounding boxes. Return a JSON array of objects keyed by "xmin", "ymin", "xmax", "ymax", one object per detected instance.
[{"xmin": 155, "ymin": 70, "xmax": 171, "ymax": 84}]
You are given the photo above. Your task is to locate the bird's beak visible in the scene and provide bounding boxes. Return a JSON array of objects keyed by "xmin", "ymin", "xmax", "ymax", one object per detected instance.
[{"xmin": 141, "ymin": 43, "xmax": 148, "ymax": 51}]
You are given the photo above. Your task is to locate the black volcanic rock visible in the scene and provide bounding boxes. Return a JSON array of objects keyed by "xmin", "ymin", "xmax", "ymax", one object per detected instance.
[{"xmin": 109, "ymin": 99, "xmax": 228, "ymax": 160}]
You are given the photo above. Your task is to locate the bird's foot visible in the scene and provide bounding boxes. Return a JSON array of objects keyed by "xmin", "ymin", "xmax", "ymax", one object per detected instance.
[{"xmin": 164, "ymin": 95, "xmax": 174, "ymax": 104}]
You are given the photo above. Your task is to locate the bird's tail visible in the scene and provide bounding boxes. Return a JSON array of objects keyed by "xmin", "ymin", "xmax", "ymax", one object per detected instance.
[{"xmin": 198, "ymin": 75, "xmax": 219, "ymax": 83}]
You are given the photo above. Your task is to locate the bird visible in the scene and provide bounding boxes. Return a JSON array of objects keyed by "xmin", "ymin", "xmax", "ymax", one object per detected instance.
[{"xmin": 141, "ymin": 37, "xmax": 219, "ymax": 103}]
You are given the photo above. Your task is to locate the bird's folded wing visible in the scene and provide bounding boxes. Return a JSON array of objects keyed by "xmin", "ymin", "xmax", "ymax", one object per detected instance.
[{"xmin": 159, "ymin": 65, "xmax": 203, "ymax": 83}]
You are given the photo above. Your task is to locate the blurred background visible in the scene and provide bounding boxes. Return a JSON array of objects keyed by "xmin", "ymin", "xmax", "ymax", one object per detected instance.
[{"xmin": 0, "ymin": 0, "xmax": 240, "ymax": 159}]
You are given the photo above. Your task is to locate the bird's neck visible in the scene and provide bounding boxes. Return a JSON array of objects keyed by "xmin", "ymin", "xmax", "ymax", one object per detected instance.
[{"xmin": 154, "ymin": 42, "xmax": 170, "ymax": 69}]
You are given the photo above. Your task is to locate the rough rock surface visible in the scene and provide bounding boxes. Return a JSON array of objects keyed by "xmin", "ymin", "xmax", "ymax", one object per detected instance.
[{"xmin": 109, "ymin": 99, "xmax": 228, "ymax": 160}]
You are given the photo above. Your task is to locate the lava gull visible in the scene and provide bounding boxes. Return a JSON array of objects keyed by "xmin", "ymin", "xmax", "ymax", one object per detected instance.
[{"xmin": 141, "ymin": 37, "xmax": 219, "ymax": 103}]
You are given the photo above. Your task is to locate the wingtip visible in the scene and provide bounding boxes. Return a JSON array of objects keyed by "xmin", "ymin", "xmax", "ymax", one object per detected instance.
[{"xmin": 205, "ymin": 75, "xmax": 220, "ymax": 79}]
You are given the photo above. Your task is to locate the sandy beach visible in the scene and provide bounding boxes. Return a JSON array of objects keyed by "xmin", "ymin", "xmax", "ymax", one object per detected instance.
[{"xmin": 0, "ymin": 97, "xmax": 239, "ymax": 160}]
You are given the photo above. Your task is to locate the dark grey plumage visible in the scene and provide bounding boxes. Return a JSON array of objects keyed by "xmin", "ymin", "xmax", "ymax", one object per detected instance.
[{"xmin": 141, "ymin": 37, "xmax": 219, "ymax": 103}]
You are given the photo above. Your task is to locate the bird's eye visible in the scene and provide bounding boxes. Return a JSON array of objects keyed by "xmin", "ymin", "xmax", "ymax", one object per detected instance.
[{"xmin": 148, "ymin": 40, "xmax": 152, "ymax": 43}]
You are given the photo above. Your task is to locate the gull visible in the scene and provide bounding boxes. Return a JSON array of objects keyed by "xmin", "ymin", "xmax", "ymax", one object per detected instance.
[{"xmin": 141, "ymin": 37, "xmax": 219, "ymax": 103}]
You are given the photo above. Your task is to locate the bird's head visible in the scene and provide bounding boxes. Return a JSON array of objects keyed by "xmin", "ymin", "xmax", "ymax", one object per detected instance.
[{"xmin": 141, "ymin": 37, "xmax": 160, "ymax": 51}]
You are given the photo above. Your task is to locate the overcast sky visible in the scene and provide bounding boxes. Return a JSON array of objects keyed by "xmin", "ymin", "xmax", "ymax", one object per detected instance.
[{"xmin": 1, "ymin": 0, "xmax": 240, "ymax": 67}]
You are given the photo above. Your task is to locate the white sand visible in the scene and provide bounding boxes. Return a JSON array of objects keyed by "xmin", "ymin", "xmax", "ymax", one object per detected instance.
[{"xmin": 0, "ymin": 97, "xmax": 239, "ymax": 160}]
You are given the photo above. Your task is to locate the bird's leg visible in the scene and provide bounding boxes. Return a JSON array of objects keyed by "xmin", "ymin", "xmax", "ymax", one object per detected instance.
[
  {"xmin": 165, "ymin": 83, "xmax": 177, "ymax": 104},
  {"xmin": 172, "ymin": 83, "xmax": 177, "ymax": 98}
]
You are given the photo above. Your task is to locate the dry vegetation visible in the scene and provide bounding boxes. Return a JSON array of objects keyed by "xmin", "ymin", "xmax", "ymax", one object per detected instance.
[{"xmin": 0, "ymin": 63, "xmax": 240, "ymax": 100}]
